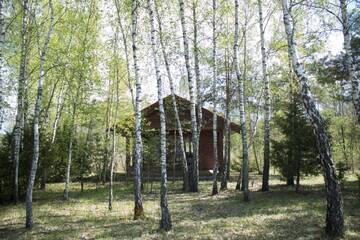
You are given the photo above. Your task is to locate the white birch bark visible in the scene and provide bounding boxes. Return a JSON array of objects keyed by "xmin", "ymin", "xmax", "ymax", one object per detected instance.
[
  {"xmin": 0, "ymin": 0, "xmax": 5, "ymax": 129},
  {"xmin": 258, "ymin": 0, "xmax": 270, "ymax": 192},
  {"xmin": 147, "ymin": 0, "xmax": 172, "ymax": 230},
  {"xmin": 221, "ymin": 51, "xmax": 231, "ymax": 190},
  {"xmin": 178, "ymin": 0, "xmax": 199, "ymax": 192},
  {"xmin": 64, "ymin": 106, "xmax": 76, "ymax": 200},
  {"xmin": 282, "ymin": 0, "xmax": 344, "ymax": 237},
  {"xmin": 13, "ymin": 0, "xmax": 29, "ymax": 204},
  {"xmin": 192, "ymin": 1, "xmax": 203, "ymax": 170},
  {"xmin": 340, "ymin": 0, "xmax": 360, "ymax": 123},
  {"xmin": 109, "ymin": 29, "xmax": 120, "ymax": 211},
  {"xmin": 26, "ymin": 0, "xmax": 54, "ymax": 228},
  {"xmin": 114, "ymin": 0, "xmax": 135, "ymax": 110},
  {"xmin": 234, "ymin": 0, "xmax": 249, "ymax": 201},
  {"xmin": 154, "ymin": 1, "xmax": 189, "ymax": 191},
  {"xmin": 132, "ymin": 0, "xmax": 144, "ymax": 219},
  {"xmin": 211, "ymin": 0, "xmax": 219, "ymax": 196}
]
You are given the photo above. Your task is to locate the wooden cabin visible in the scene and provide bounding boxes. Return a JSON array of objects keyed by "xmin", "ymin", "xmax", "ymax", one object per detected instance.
[{"xmin": 140, "ymin": 94, "xmax": 240, "ymax": 176}]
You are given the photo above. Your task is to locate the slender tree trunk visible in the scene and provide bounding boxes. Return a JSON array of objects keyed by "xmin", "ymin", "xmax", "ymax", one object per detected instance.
[
  {"xmin": 13, "ymin": 0, "xmax": 29, "ymax": 204},
  {"xmin": 340, "ymin": 0, "xmax": 360, "ymax": 123},
  {"xmin": 173, "ymin": 130, "xmax": 176, "ymax": 184},
  {"xmin": 179, "ymin": 0, "xmax": 199, "ymax": 192},
  {"xmin": 155, "ymin": 2, "xmax": 189, "ymax": 191},
  {"xmin": 282, "ymin": 0, "xmax": 344, "ymax": 237},
  {"xmin": 0, "ymin": 0, "xmax": 5, "ymax": 129},
  {"xmin": 109, "ymin": 29, "xmax": 120, "ymax": 211},
  {"xmin": 233, "ymin": 0, "xmax": 250, "ymax": 201},
  {"xmin": 132, "ymin": 0, "xmax": 144, "ymax": 219},
  {"xmin": 148, "ymin": 0, "xmax": 172, "ymax": 230},
  {"xmin": 26, "ymin": 0, "xmax": 54, "ymax": 228},
  {"xmin": 64, "ymin": 107, "xmax": 76, "ymax": 201},
  {"xmin": 258, "ymin": 0, "xmax": 270, "ymax": 192},
  {"xmin": 114, "ymin": 0, "xmax": 135, "ymax": 110},
  {"xmin": 41, "ymin": 87, "xmax": 65, "ymax": 190},
  {"xmin": 192, "ymin": 1, "xmax": 203, "ymax": 179},
  {"xmin": 125, "ymin": 136, "xmax": 131, "ymax": 184},
  {"xmin": 211, "ymin": 0, "xmax": 219, "ymax": 196},
  {"xmin": 221, "ymin": 51, "xmax": 231, "ymax": 190}
]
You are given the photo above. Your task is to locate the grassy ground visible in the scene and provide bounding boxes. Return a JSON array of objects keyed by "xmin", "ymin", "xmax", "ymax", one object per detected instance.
[{"xmin": 0, "ymin": 174, "xmax": 359, "ymax": 240}]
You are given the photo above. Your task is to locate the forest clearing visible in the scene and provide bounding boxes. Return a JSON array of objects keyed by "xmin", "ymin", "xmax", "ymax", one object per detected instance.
[
  {"xmin": 0, "ymin": 175, "xmax": 358, "ymax": 240},
  {"xmin": 1, "ymin": 0, "xmax": 360, "ymax": 239}
]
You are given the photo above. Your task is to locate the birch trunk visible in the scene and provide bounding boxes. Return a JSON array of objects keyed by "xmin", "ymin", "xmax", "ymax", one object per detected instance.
[
  {"xmin": 221, "ymin": 51, "xmax": 231, "ymax": 190},
  {"xmin": 258, "ymin": 0, "xmax": 270, "ymax": 192},
  {"xmin": 192, "ymin": 1, "xmax": 203, "ymax": 172},
  {"xmin": 26, "ymin": 0, "xmax": 54, "ymax": 228},
  {"xmin": 234, "ymin": 0, "xmax": 249, "ymax": 201},
  {"xmin": 13, "ymin": 0, "xmax": 29, "ymax": 204},
  {"xmin": 179, "ymin": 0, "xmax": 199, "ymax": 192},
  {"xmin": 211, "ymin": 0, "xmax": 219, "ymax": 196},
  {"xmin": 132, "ymin": 0, "xmax": 144, "ymax": 219},
  {"xmin": 114, "ymin": 0, "xmax": 135, "ymax": 110},
  {"xmin": 64, "ymin": 106, "xmax": 76, "ymax": 201},
  {"xmin": 155, "ymin": 1, "xmax": 189, "ymax": 191},
  {"xmin": 0, "ymin": 0, "xmax": 5, "ymax": 129},
  {"xmin": 148, "ymin": 0, "xmax": 172, "ymax": 230},
  {"xmin": 109, "ymin": 29, "xmax": 120, "ymax": 211},
  {"xmin": 282, "ymin": 0, "xmax": 344, "ymax": 237},
  {"xmin": 340, "ymin": 0, "xmax": 360, "ymax": 123}
]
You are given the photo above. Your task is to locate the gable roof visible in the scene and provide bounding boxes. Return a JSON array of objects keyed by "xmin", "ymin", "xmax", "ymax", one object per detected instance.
[{"xmin": 142, "ymin": 94, "xmax": 240, "ymax": 133}]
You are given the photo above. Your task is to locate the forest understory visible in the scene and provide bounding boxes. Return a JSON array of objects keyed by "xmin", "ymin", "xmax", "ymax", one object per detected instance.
[{"xmin": 1, "ymin": 174, "xmax": 359, "ymax": 240}]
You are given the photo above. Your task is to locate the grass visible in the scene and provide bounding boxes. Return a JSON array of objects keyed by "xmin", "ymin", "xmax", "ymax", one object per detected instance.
[{"xmin": 0, "ymin": 174, "xmax": 359, "ymax": 239}]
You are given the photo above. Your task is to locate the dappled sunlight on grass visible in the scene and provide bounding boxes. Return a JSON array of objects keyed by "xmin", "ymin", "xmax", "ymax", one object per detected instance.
[{"xmin": 0, "ymin": 175, "xmax": 359, "ymax": 239}]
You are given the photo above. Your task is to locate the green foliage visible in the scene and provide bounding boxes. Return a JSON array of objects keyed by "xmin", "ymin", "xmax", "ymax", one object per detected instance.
[{"xmin": 271, "ymin": 93, "xmax": 321, "ymax": 185}]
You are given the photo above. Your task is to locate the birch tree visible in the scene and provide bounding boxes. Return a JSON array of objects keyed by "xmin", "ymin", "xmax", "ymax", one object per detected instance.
[
  {"xmin": 132, "ymin": 0, "xmax": 144, "ymax": 219},
  {"xmin": 114, "ymin": 0, "xmax": 135, "ymax": 110},
  {"xmin": 234, "ymin": 0, "xmax": 249, "ymax": 201},
  {"xmin": 64, "ymin": 2, "xmax": 95, "ymax": 200},
  {"xmin": 192, "ymin": 0, "xmax": 203, "ymax": 172},
  {"xmin": 281, "ymin": 0, "xmax": 344, "ymax": 237},
  {"xmin": 109, "ymin": 29, "xmax": 120, "ymax": 211},
  {"xmin": 178, "ymin": 0, "xmax": 199, "ymax": 192},
  {"xmin": 211, "ymin": 0, "xmax": 219, "ymax": 196},
  {"xmin": 154, "ymin": 0, "xmax": 189, "ymax": 191},
  {"xmin": 13, "ymin": 0, "xmax": 29, "ymax": 204},
  {"xmin": 26, "ymin": 0, "xmax": 54, "ymax": 229},
  {"xmin": 147, "ymin": 0, "xmax": 172, "ymax": 230},
  {"xmin": 0, "ymin": 0, "xmax": 5, "ymax": 129},
  {"xmin": 340, "ymin": 0, "xmax": 360, "ymax": 123},
  {"xmin": 258, "ymin": 0, "xmax": 270, "ymax": 192}
]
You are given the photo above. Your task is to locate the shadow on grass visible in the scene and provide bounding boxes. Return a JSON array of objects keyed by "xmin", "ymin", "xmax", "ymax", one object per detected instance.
[{"xmin": 0, "ymin": 178, "xmax": 359, "ymax": 240}]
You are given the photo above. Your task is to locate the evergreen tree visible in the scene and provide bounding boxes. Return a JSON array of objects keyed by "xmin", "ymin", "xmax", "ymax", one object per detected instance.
[{"xmin": 272, "ymin": 93, "xmax": 320, "ymax": 189}]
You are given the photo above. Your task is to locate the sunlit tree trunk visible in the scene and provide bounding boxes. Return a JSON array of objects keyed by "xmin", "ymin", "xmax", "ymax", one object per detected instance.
[
  {"xmin": 178, "ymin": 0, "xmax": 199, "ymax": 192},
  {"xmin": 26, "ymin": 0, "xmax": 54, "ymax": 228},
  {"xmin": 221, "ymin": 50, "xmax": 231, "ymax": 190},
  {"xmin": 234, "ymin": 0, "xmax": 249, "ymax": 201},
  {"xmin": 148, "ymin": 0, "xmax": 172, "ymax": 230},
  {"xmin": 155, "ymin": 1, "xmax": 189, "ymax": 192},
  {"xmin": 340, "ymin": 0, "xmax": 359, "ymax": 123},
  {"xmin": 109, "ymin": 29, "xmax": 120, "ymax": 211},
  {"xmin": 132, "ymin": 0, "xmax": 144, "ymax": 219},
  {"xmin": 282, "ymin": 0, "xmax": 344, "ymax": 237},
  {"xmin": 192, "ymin": 1, "xmax": 203, "ymax": 175},
  {"xmin": 13, "ymin": 0, "xmax": 29, "ymax": 204},
  {"xmin": 0, "ymin": 0, "xmax": 5, "ymax": 129},
  {"xmin": 64, "ymin": 106, "xmax": 76, "ymax": 201},
  {"xmin": 114, "ymin": 0, "xmax": 135, "ymax": 110},
  {"xmin": 211, "ymin": 0, "xmax": 219, "ymax": 196},
  {"xmin": 258, "ymin": 0, "xmax": 270, "ymax": 192}
]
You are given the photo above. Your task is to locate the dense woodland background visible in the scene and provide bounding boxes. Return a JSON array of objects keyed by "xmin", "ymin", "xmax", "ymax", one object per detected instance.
[{"xmin": 0, "ymin": 0, "xmax": 359, "ymax": 239}]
